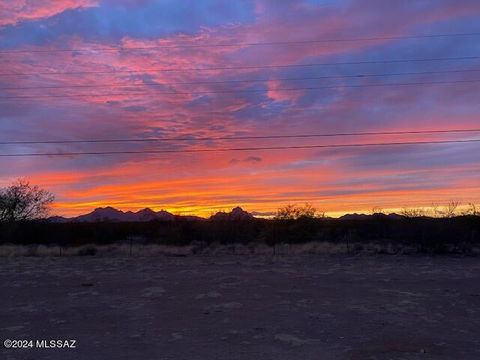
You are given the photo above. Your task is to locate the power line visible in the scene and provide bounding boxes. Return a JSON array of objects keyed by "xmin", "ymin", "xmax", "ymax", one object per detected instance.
[
  {"xmin": 1, "ymin": 128, "xmax": 479, "ymax": 145},
  {"xmin": 1, "ymin": 139, "xmax": 479, "ymax": 157},
  {"xmin": 2, "ymin": 68, "xmax": 479, "ymax": 91},
  {"xmin": 2, "ymin": 79, "xmax": 479, "ymax": 100},
  {"xmin": 1, "ymin": 32, "xmax": 479, "ymax": 54},
  {"xmin": 1, "ymin": 55, "xmax": 479, "ymax": 77}
]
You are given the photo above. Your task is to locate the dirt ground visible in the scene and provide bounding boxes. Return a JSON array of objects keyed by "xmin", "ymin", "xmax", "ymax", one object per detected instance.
[{"xmin": 1, "ymin": 255, "xmax": 479, "ymax": 360}]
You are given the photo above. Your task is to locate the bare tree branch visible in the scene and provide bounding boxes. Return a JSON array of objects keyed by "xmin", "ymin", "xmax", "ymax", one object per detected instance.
[{"xmin": 0, "ymin": 179, "xmax": 54, "ymax": 222}]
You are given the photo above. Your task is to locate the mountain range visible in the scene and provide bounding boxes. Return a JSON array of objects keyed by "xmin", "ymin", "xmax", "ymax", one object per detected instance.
[
  {"xmin": 49, "ymin": 206, "xmax": 253, "ymax": 223},
  {"xmin": 49, "ymin": 207, "xmax": 404, "ymax": 223}
]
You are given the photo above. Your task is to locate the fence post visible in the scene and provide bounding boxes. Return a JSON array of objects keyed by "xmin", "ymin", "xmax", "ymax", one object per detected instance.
[{"xmin": 346, "ymin": 230, "xmax": 351, "ymax": 254}]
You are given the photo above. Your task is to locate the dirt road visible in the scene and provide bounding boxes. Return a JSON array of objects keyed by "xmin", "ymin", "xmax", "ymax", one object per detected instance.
[{"xmin": 1, "ymin": 255, "xmax": 479, "ymax": 359}]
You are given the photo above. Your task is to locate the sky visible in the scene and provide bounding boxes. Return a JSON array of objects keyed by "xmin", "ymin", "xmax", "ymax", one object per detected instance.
[{"xmin": 0, "ymin": 0, "xmax": 479, "ymax": 217}]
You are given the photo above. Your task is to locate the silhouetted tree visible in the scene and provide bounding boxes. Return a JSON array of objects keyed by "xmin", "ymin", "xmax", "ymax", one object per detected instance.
[
  {"xmin": 431, "ymin": 201, "xmax": 460, "ymax": 218},
  {"xmin": 275, "ymin": 203, "xmax": 321, "ymax": 220},
  {"xmin": 400, "ymin": 207, "xmax": 428, "ymax": 218},
  {"xmin": 465, "ymin": 203, "xmax": 479, "ymax": 216},
  {"xmin": 371, "ymin": 206, "xmax": 385, "ymax": 215},
  {"xmin": 0, "ymin": 179, "xmax": 54, "ymax": 222}
]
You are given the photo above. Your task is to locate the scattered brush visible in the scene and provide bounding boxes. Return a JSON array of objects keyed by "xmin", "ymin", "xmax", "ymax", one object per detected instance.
[{"xmin": 0, "ymin": 241, "xmax": 477, "ymax": 257}]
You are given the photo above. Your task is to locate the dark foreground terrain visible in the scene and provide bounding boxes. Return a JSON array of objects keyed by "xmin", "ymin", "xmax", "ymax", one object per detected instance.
[{"xmin": 1, "ymin": 255, "xmax": 479, "ymax": 360}]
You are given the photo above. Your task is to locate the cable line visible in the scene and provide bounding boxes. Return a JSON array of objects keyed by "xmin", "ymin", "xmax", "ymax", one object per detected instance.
[
  {"xmin": 1, "ymin": 79, "xmax": 479, "ymax": 100},
  {"xmin": 2, "ymin": 68, "xmax": 479, "ymax": 91},
  {"xmin": 1, "ymin": 139, "xmax": 479, "ymax": 157},
  {"xmin": 1, "ymin": 128, "xmax": 479, "ymax": 145},
  {"xmin": 1, "ymin": 55, "xmax": 479, "ymax": 77},
  {"xmin": 1, "ymin": 32, "xmax": 479, "ymax": 54}
]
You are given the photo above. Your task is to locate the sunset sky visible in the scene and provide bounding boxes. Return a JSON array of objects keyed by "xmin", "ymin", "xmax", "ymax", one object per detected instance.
[{"xmin": 1, "ymin": 0, "xmax": 479, "ymax": 217}]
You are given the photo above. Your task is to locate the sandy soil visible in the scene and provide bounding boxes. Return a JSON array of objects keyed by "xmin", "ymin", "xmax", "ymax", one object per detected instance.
[{"xmin": 1, "ymin": 255, "xmax": 479, "ymax": 360}]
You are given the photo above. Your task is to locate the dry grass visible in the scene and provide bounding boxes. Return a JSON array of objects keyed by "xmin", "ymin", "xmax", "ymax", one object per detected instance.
[
  {"xmin": 0, "ymin": 244, "xmax": 193, "ymax": 257},
  {"xmin": 2, "ymin": 241, "xmax": 474, "ymax": 257},
  {"xmin": 1, "ymin": 239, "xmax": 478, "ymax": 257}
]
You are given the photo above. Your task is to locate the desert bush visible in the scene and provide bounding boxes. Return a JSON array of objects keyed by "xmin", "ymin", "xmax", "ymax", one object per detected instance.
[
  {"xmin": 76, "ymin": 246, "xmax": 98, "ymax": 256},
  {"xmin": 275, "ymin": 203, "xmax": 322, "ymax": 220}
]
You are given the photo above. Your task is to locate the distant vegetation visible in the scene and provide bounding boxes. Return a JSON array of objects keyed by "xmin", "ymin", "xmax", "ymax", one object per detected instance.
[
  {"xmin": 1, "ymin": 209, "xmax": 479, "ymax": 255},
  {"xmin": 0, "ymin": 180, "xmax": 479, "ymax": 254},
  {"xmin": 275, "ymin": 203, "xmax": 324, "ymax": 220},
  {"xmin": 400, "ymin": 201, "xmax": 479, "ymax": 218}
]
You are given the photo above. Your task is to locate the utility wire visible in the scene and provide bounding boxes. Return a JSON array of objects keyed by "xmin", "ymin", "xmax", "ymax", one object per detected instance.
[
  {"xmin": 1, "ymin": 128, "xmax": 479, "ymax": 145},
  {"xmin": 2, "ymin": 68, "xmax": 479, "ymax": 91},
  {"xmin": 1, "ymin": 55, "xmax": 479, "ymax": 77},
  {"xmin": 1, "ymin": 79, "xmax": 479, "ymax": 100},
  {"xmin": 1, "ymin": 32, "xmax": 479, "ymax": 54},
  {"xmin": 1, "ymin": 139, "xmax": 479, "ymax": 157}
]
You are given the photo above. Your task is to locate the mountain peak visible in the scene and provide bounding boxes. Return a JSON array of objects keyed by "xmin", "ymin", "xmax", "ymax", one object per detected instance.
[
  {"xmin": 93, "ymin": 206, "xmax": 121, "ymax": 213},
  {"xmin": 136, "ymin": 208, "xmax": 156, "ymax": 215},
  {"xmin": 66, "ymin": 206, "xmax": 176, "ymax": 222},
  {"xmin": 135, "ymin": 208, "xmax": 158, "ymax": 221},
  {"xmin": 75, "ymin": 206, "xmax": 126, "ymax": 222},
  {"xmin": 211, "ymin": 207, "xmax": 253, "ymax": 220}
]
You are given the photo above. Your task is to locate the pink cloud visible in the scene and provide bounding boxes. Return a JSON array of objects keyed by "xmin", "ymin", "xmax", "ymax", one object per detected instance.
[
  {"xmin": 0, "ymin": 0, "xmax": 99, "ymax": 27},
  {"xmin": 266, "ymin": 79, "xmax": 303, "ymax": 103}
]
